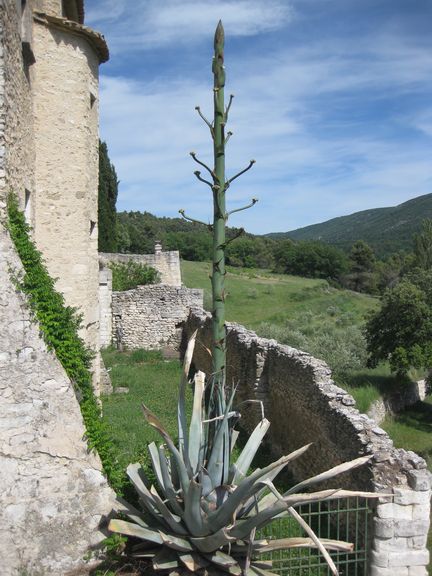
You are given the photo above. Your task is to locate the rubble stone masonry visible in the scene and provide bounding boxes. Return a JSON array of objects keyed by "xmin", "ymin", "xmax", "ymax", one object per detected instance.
[{"xmin": 184, "ymin": 308, "xmax": 431, "ymax": 576}]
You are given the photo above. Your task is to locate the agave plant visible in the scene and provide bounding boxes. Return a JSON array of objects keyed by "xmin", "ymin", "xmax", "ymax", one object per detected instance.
[
  {"xmin": 109, "ymin": 333, "xmax": 383, "ymax": 576},
  {"xmin": 109, "ymin": 21, "xmax": 386, "ymax": 575}
]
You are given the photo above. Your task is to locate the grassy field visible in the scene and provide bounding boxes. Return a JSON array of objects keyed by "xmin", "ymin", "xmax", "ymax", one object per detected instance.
[{"xmin": 181, "ymin": 260, "xmax": 376, "ymax": 330}]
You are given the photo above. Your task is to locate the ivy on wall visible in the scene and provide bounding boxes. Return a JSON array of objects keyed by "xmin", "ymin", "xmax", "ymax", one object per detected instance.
[{"xmin": 7, "ymin": 194, "xmax": 126, "ymax": 494}]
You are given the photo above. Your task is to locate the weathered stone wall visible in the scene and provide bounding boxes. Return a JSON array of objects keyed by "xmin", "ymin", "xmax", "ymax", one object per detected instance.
[
  {"xmin": 0, "ymin": 222, "xmax": 114, "ymax": 576},
  {"xmin": 0, "ymin": 0, "xmax": 35, "ymax": 212},
  {"xmin": 113, "ymin": 285, "xmax": 203, "ymax": 350},
  {"xmin": 368, "ymin": 379, "xmax": 430, "ymax": 424},
  {"xmin": 100, "ymin": 247, "xmax": 182, "ymax": 287},
  {"xmin": 183, "ymin": 308, "xmax": 431, "ymax": 575},
  {"xmin": 31, "ymin": 12, "xmax": 108, "ymax": 388},
  {"xmin": 99, "ymin": 266, "xmax": 113, "ymax": 348}
]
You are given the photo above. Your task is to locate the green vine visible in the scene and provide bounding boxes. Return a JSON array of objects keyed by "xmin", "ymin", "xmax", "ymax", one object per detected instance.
[{"xmin": 7, "ymin": 194, "xmax": 126, "ymax": 494}]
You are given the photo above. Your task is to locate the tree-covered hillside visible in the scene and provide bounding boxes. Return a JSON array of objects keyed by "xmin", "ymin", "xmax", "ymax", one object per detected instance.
[{"xmin": 267, "ymin": 193, "xmax": 432, "ymax": 257}]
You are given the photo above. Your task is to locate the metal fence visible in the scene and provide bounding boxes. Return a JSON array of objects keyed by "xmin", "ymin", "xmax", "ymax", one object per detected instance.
[{"xmin": 257, "ymin": 497, "xmax": 371, "ymax": 575}]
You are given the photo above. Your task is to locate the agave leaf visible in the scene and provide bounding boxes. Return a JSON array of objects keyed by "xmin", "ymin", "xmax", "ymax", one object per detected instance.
[
  {"xmin": 230, "ymin": 429, "xmax": 240, "ymax": 453},
  {"xmin": 141, "ymin": 403, "xmax": 190, "ymax": 494},
  {"xmin": 152, "ymin": 547, "xmax": 180, "ymax": 571},
  {"xmin": 183, "ymin": 478, "xmax": 210, "ymax": 537},
  {"xmin": 188, "ymin": 370, "xmax": 205, "ymax": 473},
  {"xmin": 126, "ymin": 463, "xmax": 164, "ymax": 521},
  {"xmin": 178, "ymin": 330, "xmax": 197, "ymax": 462},
  {"xmin": 286, "ymin": 505, "xmax": 339, "ymax": 576},
  {"xmin": 253, "ymin": 537, "xmax": 353, "ymax": 553},
  {"xmin": 149, "ymin": 485, "xmax": 188, "ymax": 536},
  {"xmin": 158, "ymin": 444, "xmax": 184, "ymax": 517},
  {"xmin": 284, "ymin": 488, "xmax": 386, "ymax": 508},
  {"xmin": 284, "ymin": 455, "xmax": 372, "ymax": 495},
  {"xmin": 211, "ymin": 445, "xmax": 311, "ymax": 531},
  {"xmin": 159, "ymin": 531, "xmax": 194, "ymax": 552},
  {"xmin": 190, "ymin": 527, "xmax": 236, "ymax": 554},
  {"xmin": 203, "ymin": 550, "xmax": 242, "ymax": 575},
  {"xmin": 148, "ymin": 442, "xmax": 164, "ymax": 492},
  {"xmin": 231, "ymin": 419, "xmax": 270, "ymax": 484},
  {"xmin": 178, "ymin": 552, "xmax": 210, "ymax": 572},
  {"xmin": 247, "ymin": 565, "xmax": 278, "ymax": 576},
  {"xmin": 113, "ymin": 496, "xmax": 151, "ymax": 528},
  {"xmin": 239, "ymin": 448, "xmax": 310, "ymax": 518},
  {"xmin": 131, "ymin": 548, "xmax": 159, "ymax": 559},
  {"xmin": 232, "ymin": 487, "xmax": 383, "ymax": 540},
  {"xmin": 207, "ymin": 385, "xmax": 237, "ymax": 486},
  {"xmin": 108, "ymin": 519, "xmax": 163, "ymax": 545},
  {"xmin": 199, "ymin": 467, "xmax": 215, "ymax": 497}
]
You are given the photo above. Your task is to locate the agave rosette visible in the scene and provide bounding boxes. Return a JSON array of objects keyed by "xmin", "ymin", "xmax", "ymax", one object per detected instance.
[{"xmin": 109, "ymin": 333, "xmax": 383, "ymax": 576}]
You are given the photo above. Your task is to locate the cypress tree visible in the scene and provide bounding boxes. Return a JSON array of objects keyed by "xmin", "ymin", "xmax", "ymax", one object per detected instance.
[{"xmin": 98, "ymin": 140, "xmax": 118, "ymax": 252}]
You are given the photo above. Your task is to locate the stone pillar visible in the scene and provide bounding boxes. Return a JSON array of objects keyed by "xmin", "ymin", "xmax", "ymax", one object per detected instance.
[{"xmin": 99, "ymin": 266, "xmax": 112, "ymax": 348}]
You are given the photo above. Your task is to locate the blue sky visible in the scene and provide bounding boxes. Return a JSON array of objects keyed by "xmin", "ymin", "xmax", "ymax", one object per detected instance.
[{"xmin": 87, "ymin": 0, "xmax": 432, "ymax": 234}]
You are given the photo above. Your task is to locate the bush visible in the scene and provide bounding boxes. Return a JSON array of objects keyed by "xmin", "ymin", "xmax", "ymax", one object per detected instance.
[
  {"xmin": 109, "ymin": 260, "xmax": 160, "ymax": 291},
  {"xmin": 258, "ymin": 318, "xmax": 368, "ymax": 381}
]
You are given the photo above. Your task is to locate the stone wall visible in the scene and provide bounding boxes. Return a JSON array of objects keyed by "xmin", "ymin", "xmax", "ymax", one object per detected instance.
[
  {"xmin": 113, "ymin": 285, "xmax": 203, "ymax": 350},
  {"xmin": 0, "ymin": 0, "xmax": 35, "ymax": 212},
  {"xmin": 368, "ymin": 379, "xmax": 430, "ymax": 424},
  {"xmin": 0, "ymin": 222, "xmax": 114, "ymax": 576},
  {"xmin": 31, "ymin": 13, "xmax": 106, "ymax": 372},
  {"xmin": 99, "ymin": 266, "xmax": 113, "ymax": 348},
  {"xmin": 183, "ymin": 308, "xmax": 431, "ymax": 576},
  {"xmin": 100, "ymin": 245, "xmax": 182, "ymax": 287}
]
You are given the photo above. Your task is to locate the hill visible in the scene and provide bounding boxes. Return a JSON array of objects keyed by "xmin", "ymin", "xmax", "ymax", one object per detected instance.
[{"xmin": 266, "ymin": 193, "xmax": 432, "ymax": 257}]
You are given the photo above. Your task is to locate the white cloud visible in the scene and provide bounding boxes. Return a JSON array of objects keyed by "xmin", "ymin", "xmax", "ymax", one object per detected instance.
[
  {"xmin": 87, "ymin": 0, "xmax": 293, "ymax": 52},
  {"xmin": 93, "ymin": 1, "xmax": 432, "ymax": 233}
]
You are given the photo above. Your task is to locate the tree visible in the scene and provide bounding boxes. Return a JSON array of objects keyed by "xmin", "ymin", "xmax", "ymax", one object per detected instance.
[
  {"xmin": 365, "ymin": 272, "xmax": 432, "ymax": 375},
  {"xmin": 98, "ymin": 140, "xmax": 118, "ymax": 252},
  {"xmin": 273, "ymin": 239, "xmax": 348, "ymax": 280},
  {"xmin": 414, "ymin": 218, "xmax": 432, "ymax": 270},
  {"xmin": 346, "ymin": 240, "xmax": 377, "ymax": 293}
]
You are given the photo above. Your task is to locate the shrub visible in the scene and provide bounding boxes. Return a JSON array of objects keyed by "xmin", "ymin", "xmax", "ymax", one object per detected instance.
[{"xmin": 109, "ymin": 260, "xmax": 160, "ymax": 291}]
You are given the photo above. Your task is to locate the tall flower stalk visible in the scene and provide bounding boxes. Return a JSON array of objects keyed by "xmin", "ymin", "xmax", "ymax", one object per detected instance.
[{"xmin": 181, "ymin": 21, "xmax": 257, "ymax": 388}]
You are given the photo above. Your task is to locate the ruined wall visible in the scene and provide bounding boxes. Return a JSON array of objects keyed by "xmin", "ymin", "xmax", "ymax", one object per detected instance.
[
  {"xmin": 0, "ymin": 222, "xmax": 114, "ymax": 576},
  {"xmin": 184, "ymin": 308, "xmax": 431, "ymax": 576},
  {"xmin": 100, "ymin": 247, "xmax": 182, "ymax": 287},
  {"xmin": 0, "ymin": 0, "xmax": 35, "ymax": 213},
  {"xmin": 112, "ymin": 285, "xmax": 203, "ymax": 350}
]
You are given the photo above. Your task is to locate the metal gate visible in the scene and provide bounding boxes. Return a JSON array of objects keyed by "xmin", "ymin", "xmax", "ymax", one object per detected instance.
[{"xmin": 257, "ymin": 497, "xmax": 371, "ymax": 575}]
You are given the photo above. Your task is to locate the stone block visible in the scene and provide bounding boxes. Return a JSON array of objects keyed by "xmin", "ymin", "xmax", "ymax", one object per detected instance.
[
  {"xmin": 393, "ymin": 488, "xmax": 431, "ymax": 506},
  {"xmin": 411, "ymin": 535, "xmax": 428, "ymax": 550},
  {"xmin": 370, "ymin": 549, "xmax": 389, "ymax": 568},
  {"xmin": 407, "ymin": 470, "xmax": 431, "ymax": 491},
  {"xmin": 388, "ymin": 550, "xmax": 429, "ymax": 567},
  {"xmin": 374, "ymin": 537, "xmax": 409, "ymax": 552},
  {"xmin": 373, "ymin": 517, "xmax": 395, "ymax": 539},
  {"xmin": 394, "ymin": 519, "xmax": 429, "ymax": 538},
  {"xmin": 412, "ymin": 502, "xmax": 430, "ymax": 520},
  {"xmin": 370, "ymin": 567, "xmax": 408, "ymax": 576},
  {"xmin": 408, "ymin": 567, "xmax": 428, "ymax": 576},
  {"xmin": 376, "ymin": 502, "xmax": 413, "ymax": 520}
]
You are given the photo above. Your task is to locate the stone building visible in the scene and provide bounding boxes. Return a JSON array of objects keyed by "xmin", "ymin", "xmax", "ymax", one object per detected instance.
[
  {"xmin": 0, "ymin": 0, "xmax": 108, "ymax": 378},
  {"xmin": 0, "ymin": 2, "xmax": 114, "ymax": 574}
]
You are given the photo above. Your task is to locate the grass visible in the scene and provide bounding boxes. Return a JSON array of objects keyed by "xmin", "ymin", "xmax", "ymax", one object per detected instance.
[
  {"xmin": 101, "ymin": 347, "xmax": 187, "ymax": 473},
  {"xmin": 181, "ymin": 260, "xmax": 377, "ymax": 332}
]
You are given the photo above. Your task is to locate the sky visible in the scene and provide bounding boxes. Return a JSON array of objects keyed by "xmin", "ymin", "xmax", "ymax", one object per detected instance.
[{"xmin": 86, "ymin": 0, "xmax": 432, "ymax": 235}]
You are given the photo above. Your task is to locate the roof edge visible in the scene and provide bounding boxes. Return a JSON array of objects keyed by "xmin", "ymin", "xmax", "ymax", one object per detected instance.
[{"xmin": 33, "ymin": 11, "xmax": 109, "ymax": 63}]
